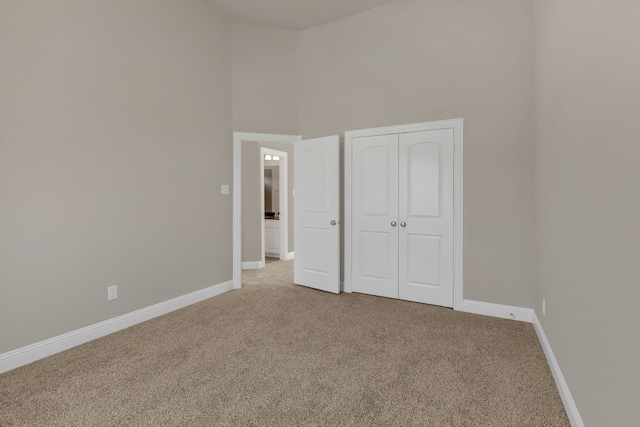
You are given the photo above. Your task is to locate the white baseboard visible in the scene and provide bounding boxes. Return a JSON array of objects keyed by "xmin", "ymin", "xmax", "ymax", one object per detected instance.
[
  {"xmin": 242, "ymin": 261, "xmax": 264, "ymax": 270},
  {"xmin": 0, "ymin": 280, "xmax": 234, "ymax": 374},
  {"xmin": 462, "ymin": 299, "xmax": 534, "ymax": 323},
  {"xmin": 461, "ymin": 301, "xmax": 583, "ymax": 425},
  {"xmin": 285, "ymin": 251, "xmax": 294, "ymax": 260},
  {"xmin": 533, "ymin": 312, "xmax": 584, "ymax": 427}
]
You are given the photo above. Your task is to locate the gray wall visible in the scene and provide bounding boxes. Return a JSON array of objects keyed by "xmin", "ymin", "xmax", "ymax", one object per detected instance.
[
  {"xmin": 232, "ymin": 22, "xmax": 298, "ymax": 265},
  {"xmin": 533, "ymin": 1, "xmax": 640, "ymax": 425},
  {"xmin": 232, "ymin": 22, "xmax": 298, "ymax": 135},
  {"xmin": 0, "ymin": 0, "xmax": 233, "ymax": 353},
  {"xmin": 241, "ymin": 142, "xmax": 294, "ymax": 263},
  {"xmin": 3, "ymin": 3, "xmax": 637, "ymax": 424},
  {"xmin": 297, "ymin": 0, "xmax": 536, "ymax": 307}
]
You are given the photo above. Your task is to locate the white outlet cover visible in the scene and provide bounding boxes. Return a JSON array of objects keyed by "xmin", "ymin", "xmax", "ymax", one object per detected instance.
[{"xmin": 108, "ymin": 285, "xmax": 118, "ymax": 301}]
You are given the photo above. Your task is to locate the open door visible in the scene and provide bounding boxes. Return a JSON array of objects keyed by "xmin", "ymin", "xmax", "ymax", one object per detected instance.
[{"xmin": 294, "ymin": 135, "xmax": 340, "ymax": 294}]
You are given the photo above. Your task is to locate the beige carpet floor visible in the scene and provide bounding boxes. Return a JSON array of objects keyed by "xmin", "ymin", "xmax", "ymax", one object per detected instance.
[{"xmin": 0, "ymin": 258, "xmax": 569, "ymax": 426}]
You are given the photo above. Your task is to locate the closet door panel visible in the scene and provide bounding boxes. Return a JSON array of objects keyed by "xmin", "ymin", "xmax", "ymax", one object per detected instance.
[
  {"xmin": 352, "ymin": 134, "xmax": 399, "ymax": 299},
  {"xmin": 407, "ymin": 234, "xmax": 441, "ymax": 286},
  {"xmin": 408, "ymin": 144, "xmax": 441, "ymax": 218},
  {"xmin": 399, "ymin": 129, "xmax": 455, "ymax": 307},
  {"xmin": 360, "ymin": 231, "xmax": 392, "ymax": 280}
]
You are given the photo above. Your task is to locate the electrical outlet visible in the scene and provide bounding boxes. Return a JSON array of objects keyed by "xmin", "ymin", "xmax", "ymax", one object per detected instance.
[
  {"xmin": 108, "ymin": 285, "xmax": 118, "ymax": 301},
  {"xmin": 542, "ymin": 298, "xmax": 546, "ymax": 315}
]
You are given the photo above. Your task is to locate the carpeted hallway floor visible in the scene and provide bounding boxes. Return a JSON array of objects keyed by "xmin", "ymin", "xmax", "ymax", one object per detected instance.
[{"xmin": 0, "ymin": 258, "xmax": 569, "ymax": 426}]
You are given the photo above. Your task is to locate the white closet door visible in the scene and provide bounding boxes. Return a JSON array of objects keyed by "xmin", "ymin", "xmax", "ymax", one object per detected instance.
[
  {"xmin": 352, "ymin": 134, "xmax": 399, "ymax": 298},
  {"xmin": 398, "ymin": 129, "xmax": 455, "ymax": 307}
]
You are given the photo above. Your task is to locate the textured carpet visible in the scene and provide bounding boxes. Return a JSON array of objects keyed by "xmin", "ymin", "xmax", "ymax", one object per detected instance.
[{"xmin": 0, "ymin": 258, "xmax": 569, "ymax": 426}]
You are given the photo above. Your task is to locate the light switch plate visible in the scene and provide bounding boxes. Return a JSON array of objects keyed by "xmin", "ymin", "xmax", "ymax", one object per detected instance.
[{"xmin": 221, "ymin": 185, "xmax": 229, "ymax": 195}]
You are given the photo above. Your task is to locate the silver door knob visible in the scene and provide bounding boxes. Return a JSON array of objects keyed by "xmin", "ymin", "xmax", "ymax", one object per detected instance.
[
  {"xmin": 330, "ymin": 220, "xmax": 337, "ymax": 226},
  {"xmin": 400, "ymin": 222, "xmax": 407, "ymax": 227},
  {"xmin": 391, "ymin": 221, "xmax": 397, "ymax": 227}
]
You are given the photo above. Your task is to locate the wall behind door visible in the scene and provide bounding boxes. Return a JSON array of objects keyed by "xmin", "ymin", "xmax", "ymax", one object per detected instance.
[
  {"xmin": 297, "ymin": 0, "xmax": 535, "ymax": 308},
  {"xmin": 233, "ymin": 22, "xmax": 299, "ymax": 266},
  {"xmin": 232, "ymin": 22, "xmax": 298, "ymax": 135}
]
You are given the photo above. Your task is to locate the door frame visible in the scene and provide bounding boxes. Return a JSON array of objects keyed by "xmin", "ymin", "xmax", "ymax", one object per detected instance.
[
  {"xmin": 233, "ymin": 132, "xmax": 301, "ymax": 290},
  {"xmin": 344, "ymin": 119, "xmax": 464, "ymax": 310},
  {"xmin": 260, "ymin": 147, "xmax": 288, "ymax": 263}
]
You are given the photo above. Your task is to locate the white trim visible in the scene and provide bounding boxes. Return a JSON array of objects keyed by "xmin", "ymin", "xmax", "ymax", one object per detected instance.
[
  {"xmin": 453, "ymin": 121, "xmax": 464, "ymax": 310},
  {"xmin": 344, "ymin": 127, "xmax": 353, "ymax": 293},
  {"xmin": 343, "ymin": 119, "xmax": 463, "ymax": 139},
  {"xmin": 533, "ymin": 312, "xmax": 585, "ymax": 427},
  {"xmin": 260, "ymin": 150, "xmax": 265, "ymax": 266},
  {"xmin": 462, "ymin": 299, "xmax": 533, "ymax": 323},
  {"xmin": 0, "ymin": 280, "xmax": 234, "ymax": 374},
  {"xmin": 461, "ymin": 302, "xmax": 583, "ymax": 425},
  {"xmin": 242, "ymin": 261, "xmax": 265, "ymax": 270},
  {"xmin": 233, "ymin": 132, "xmax": 301, "ymax": 290},
  {"xmin": 343, "ymin": 118, "xmax": 464, "ymax": 311},
  {"xmin": 285, "ymin": 251, "xmax": 295, "ymax": 260}
]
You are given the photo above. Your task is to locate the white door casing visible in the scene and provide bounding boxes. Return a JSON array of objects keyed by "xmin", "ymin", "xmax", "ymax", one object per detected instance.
[{"xmin": 294, "ymin": 135, "xmax": 341, "ymax": 294}]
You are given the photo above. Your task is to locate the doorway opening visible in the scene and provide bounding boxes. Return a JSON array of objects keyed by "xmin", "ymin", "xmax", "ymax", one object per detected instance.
[
  {"xmin": 232, "ymin": 132, "xmax": 301, "ymax": 290},
  {"xmin": 261, "ymin": 147, "xmax": 288, "ymax": 265}
]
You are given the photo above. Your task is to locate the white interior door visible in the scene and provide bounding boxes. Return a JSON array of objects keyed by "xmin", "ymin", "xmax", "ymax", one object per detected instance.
[
  {"xmin": 398, "ymin": 129, "xmax": 455, "ymax": 307},
  {"xmin": 294, "ymin": 135, "xmax": 340, "ymax": 294},
  {"xmin": 351, "ymin": 134, "xmax": 399, "ymax": 298}
]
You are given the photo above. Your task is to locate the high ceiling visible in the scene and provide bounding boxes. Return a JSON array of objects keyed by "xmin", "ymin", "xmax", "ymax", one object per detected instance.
[{"xmin": 206, "ymin": 0, "xmax": 397, "ymax": 31}]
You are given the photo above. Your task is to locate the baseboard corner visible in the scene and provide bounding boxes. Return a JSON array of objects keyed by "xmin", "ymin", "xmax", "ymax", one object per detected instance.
[{"xmin": 461, "ymin": 299, "xmax": 533, "ymax": 323}]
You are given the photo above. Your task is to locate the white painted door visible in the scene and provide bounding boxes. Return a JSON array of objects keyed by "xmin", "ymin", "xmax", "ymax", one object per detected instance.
[
  {"xmin": 294, "ymin": 136, "xmax": 341, "ymax": 294},
  {"xmin": 398, "ymin": 129, "xmax": 455, "ymax": 307},
  {"xmin": 351, "ymin": 134, "xmax": 399, "ymax": 298}
]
